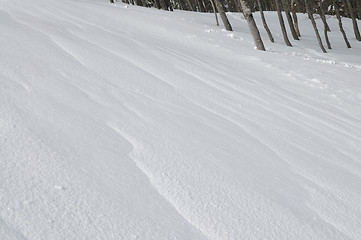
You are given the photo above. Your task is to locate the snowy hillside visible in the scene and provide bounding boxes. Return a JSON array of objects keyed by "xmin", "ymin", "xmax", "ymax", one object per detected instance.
[{"xmin": 1, "ymin": 0, "xmax": 361, "ymax": 239}]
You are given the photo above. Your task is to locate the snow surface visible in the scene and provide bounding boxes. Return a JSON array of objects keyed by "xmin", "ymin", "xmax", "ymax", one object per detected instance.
[{"xmin": 1, "ymin": 0, "xmax": 361, "ymax": 239}]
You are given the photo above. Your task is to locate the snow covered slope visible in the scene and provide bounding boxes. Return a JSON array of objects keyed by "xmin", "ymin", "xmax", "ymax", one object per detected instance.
[{"xmin": 1, "ymin": 0, "xmax": 361, "ymax": 239}]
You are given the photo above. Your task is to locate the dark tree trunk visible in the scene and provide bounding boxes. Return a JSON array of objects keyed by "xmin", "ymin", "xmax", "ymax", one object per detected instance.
[
  {"xmin": 305, "ymin": 0, "xmax": 327, "ymax": 52},
  {"xmin": 322, "ymin": 17, "xmax": 331, "ymax": 49},
  {"xmin": 239, "ymin": 0, "xmax": 266, "ymax": 50},
  {"xmin": 200, "ymin": 0, "xmax": 208, "ymax": 12},
  {"xmin": 318, "ymin": 0, "xmax": 331, "ymax": 49},
  {"xmin": 346, "ymin": 0, "xmax": 361, "ymax": 40},
  {"xmin": 356, "ymin": 0, "xmax": 361, "ymax": 19},
  {"xmin": 275, "ymin": 0, "xmax": 292, "ymax": 46},
  {"xmin": 214, "ymin": 0, "xmax": 233, "ymax": 31},
  {"xmin": 343, "ymin": 0, "xmax": 351, "ymax": 17},
  {"xmin": 334, "ymin": 0, "xmax": 351, "ymax": 48},
  {"xmin": 232, "ymin": 0, "xmax": 242, "ymax": 12},
  {"xmin": 313, "ymin": 0, "xmax": 331, "ymax": 30},
  {"xmin": 196, "ymin": 0, "xmax": 204, "ymax": 12},
  {"xmin": 135, "ymin": 0, "xmax": 143, "ymax": 6},
  {"xmin": 282, "ymin": 0, "xmax": 300, "ymax": 40},
  {"xmin": 141, "ymin": 0, "xmax": 148, "ymax": 7},
  {"xmin": 257, "ymin": 0, "xmax": 275, "ymax": 42},
  {"xmin": 167, "ymin": 0, "xmax": 173, "ymax": 11},
  {"xmin": 210, "ymin": 0, "xmax": 220, "ymax": 26},
  {"xmin": 154, "ymin": 0, "xmax": 161, "ymax": 8},
  {"xmin": 110, "ymin": 0, "xmax": 114, "ymax": 3},
  {"xmin": 159, "ymin": 0, "xmax": 169, "ymax": 10},
  {"xmin": 291, "ymin": 0, "xmax": 301, "ymax": 37},
  {"xmin": 177, "ymin": 0, "xmax": 186, "ymax": 10},
  {"xmin": 187, "ymin": 0, "xmax": 196, "ymax": 11}
]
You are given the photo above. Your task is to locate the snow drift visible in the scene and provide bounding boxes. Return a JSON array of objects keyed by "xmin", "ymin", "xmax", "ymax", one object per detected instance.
[{"xmin": 1, "ymin": 0, "xmax": 361, "ymax": 239}]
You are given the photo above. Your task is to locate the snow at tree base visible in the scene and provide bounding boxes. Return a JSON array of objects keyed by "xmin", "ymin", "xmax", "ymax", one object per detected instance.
[{"xmin": 1, "ymin": 0, "xmax": 361, "ymax": 239}]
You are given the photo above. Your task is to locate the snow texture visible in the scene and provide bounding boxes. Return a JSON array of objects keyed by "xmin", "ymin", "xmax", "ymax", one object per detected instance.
[{"xmin": 1, "ymin": 0, "xmax": 361, "ymax": 239}]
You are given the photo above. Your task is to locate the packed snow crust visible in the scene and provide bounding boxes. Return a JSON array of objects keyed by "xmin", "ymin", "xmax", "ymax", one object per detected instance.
[{"xmin": 1, "ymin": 0, "xmax": 361, "ymax": 239}]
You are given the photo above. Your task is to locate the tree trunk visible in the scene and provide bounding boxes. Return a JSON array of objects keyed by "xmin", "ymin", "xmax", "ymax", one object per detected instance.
[
  {"xmin": 291, "ymin": 0, "xmax": 301, "ymax": 37},
  {"xmin": 187, "ymin": 0, "xmax": 196, "ymax": 11},
  {"xmin": 305, "ymin": 0, "xmax": 327, "ymax": 52},
  {"xmin": 196, "ymin": 0, "xmax": 204, "ymax": 12},
  {"xmin": 346, "ymin": 0, "xmax": 361, "ymax": 40},
  {"xmin": 141, "ymin": 0, "xmax": 148, "ymax": 7},
  {"xmin": 110, "ymin": 0, "xmax": 114, "ymax": 3},
  {"xmin": 159, "ymin": 0, "xmax": 169, "ymax": 10},
  {"xmin": 167, "ymin": 0, "xmax": 173, "ymax": 11},
  {"xmin": 231, "ymin": 0, "xmax": 242, "ymax": 12},
  {"xmin": 356, "ymin": 0, "xmax": 361, "ymax": 20},
  {"xmin": 135, "ymin": 0, "xmax": 144, "ymax": 6},
  {"xmin": 282, "ymin": 0, "xmax": 300, "ymax": 40},
  {"xmin": 177, "ymin": 0, "xmax": 186, "ymax": 10},
  {"xmin": 318, "ymin": 2, "xmax": 331, "ymax": 31},
  {"xmin": 200, "ymin": 0, "xmax": 208, "ymax": 12},
  {"xmin": 210, "ymin": 0, "xmax": 220, "ymax": 26},
  {"xmin": 334, "ymin": 0, "xmax": 351, "ymax": 48},
  {"xmin": 343, "ymin": 0, "xmax": 351, "ymax": 18},
  {"xmin": 154, "ymin": 0, "xmax": 161, "ymax": 8},
  {"xmin": 275, "ymin": 0, "xmax": 292, "ymax": 46},
  {"xmin": 214, "ymin": 0, "xmax": 233, "ymax": 31},
  {"xmin": 239, "ymin": 0, "xmax": 266, "ymax": 50},
  {"xmin": 318, "ymin": 0, "xmax": 331, "ymax": 49},
  {"xmin": 257, "ymin": 0, "xmax": 275, "ymax": 42}
]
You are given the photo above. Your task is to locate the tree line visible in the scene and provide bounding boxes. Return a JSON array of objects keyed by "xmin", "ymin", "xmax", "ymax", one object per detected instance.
[{"xmin": 110, "ymin": 0, "xmax": 361, "ymax": 52}]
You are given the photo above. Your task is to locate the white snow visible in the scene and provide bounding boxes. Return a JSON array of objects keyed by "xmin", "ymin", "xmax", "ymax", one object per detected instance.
[{"xmin": 1, "ymin": 0, "xmax": 361, "ymax": 239}]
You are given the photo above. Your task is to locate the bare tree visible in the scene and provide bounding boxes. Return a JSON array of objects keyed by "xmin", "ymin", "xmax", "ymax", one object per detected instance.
[
  {"xmin": 334, "ymin": 0, "xmax": 351, "ymax": 48},
  {"xmin": 210, "ymin": 0, "xmax": 220, "ymax": 26},
  {"xmin": 305, "ymin": 0, "xmax": 327, "ymax": 52},
  {"xmin": 214, "ymin": 0, "xmax": 233, "ymax": 30},
  {"xmin": 257, "ymin": 0, "xmax": 275, "ymax": 42},
  {"xmin": 239, "ymin": 0, "xmax": 266, "ymax": 50},
  {"xmin": 318, "ymin": 0, "xmax": 331, "ymax": 49},
  {"xmin": 345, "ymin": 0, "xmax": 361, "ymax": 40},
  {"xmin": 275, "ymin": 0, "xmax": 292, "ymax": 46},
  {"xmin": 291, "ymin": 0, "xmax": 301, "ymax": 37},
  {"xmin": 282, "ymin": 0, "xmax": 300, "ymax": 40}
]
